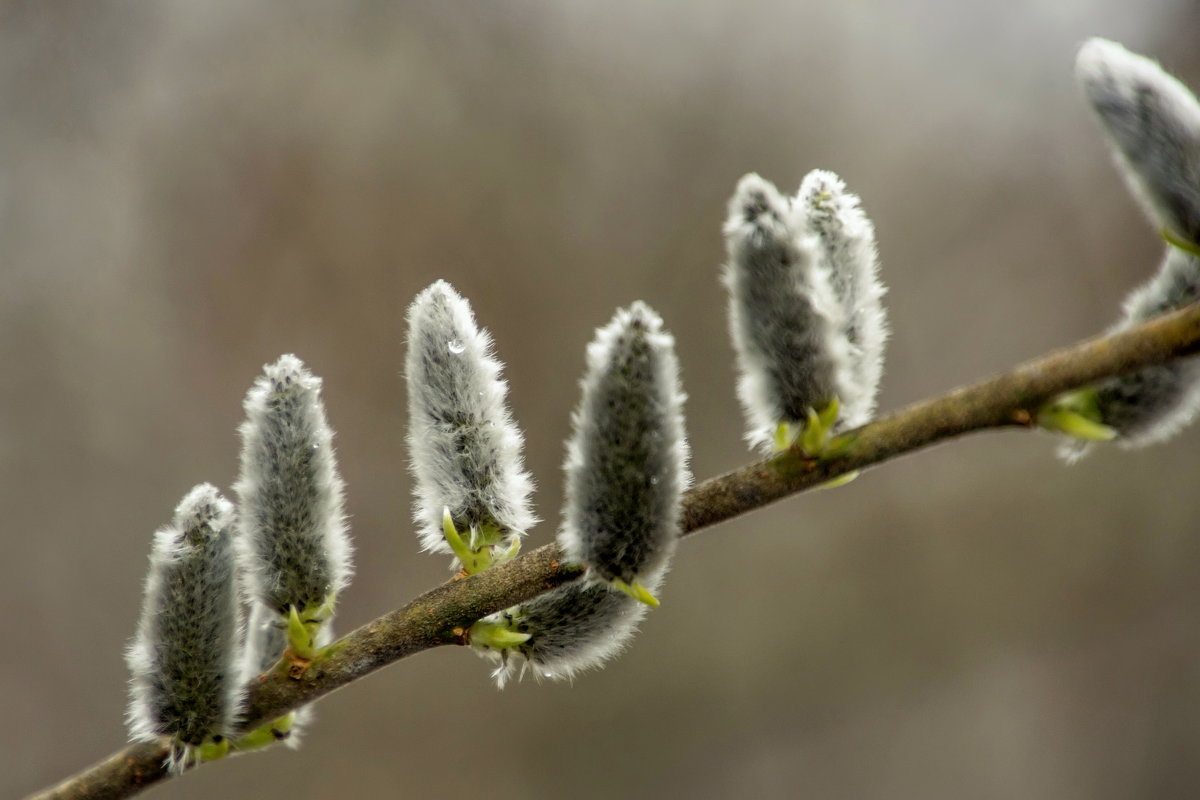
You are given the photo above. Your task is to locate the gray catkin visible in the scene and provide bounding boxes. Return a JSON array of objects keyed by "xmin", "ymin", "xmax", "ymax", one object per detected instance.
[
  {"xmin": 126, "ymin": 485, "xmax": 241, "ymax": 771},
  {"xmin": 474, "ymin": 303, "xmax": 687, "ymax": 686},
  {"xmin": 1057, "ymin": 39, "xmax": 1200, "ymax": 459},
  {"xmin": 724, "ymin": 173, "xmax": 852, "ymax": 451},
  {"xmin": 558, "ymin": 302, "xmax": 689, "ymax": 587},
  {"xmin": 1062, "ymin": 249, "xmax": 1200, "ymax": 460},
  {"xmin": 404, "ymin": 281, "xmax": 535, "ymax": 561},
  {"xmin": 1076, "ymin": 38, "xmax": 1200, "ymax": 243},
  {"xmin": 477, "ymin": 568, "xmax": 664, "ymax": 687},
  {"xmin": 235, "ymin": 355, "xmax": 352, "ymax": 617},
  {"xmin": 795, "ymin": 169, "xmax": 889, "ymax": 429}
]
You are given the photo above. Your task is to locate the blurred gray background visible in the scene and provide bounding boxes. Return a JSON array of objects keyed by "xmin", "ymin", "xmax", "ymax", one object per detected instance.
[{"xmin": 6, "ymin": 1, "xmax": 1200, "ymax": 798}]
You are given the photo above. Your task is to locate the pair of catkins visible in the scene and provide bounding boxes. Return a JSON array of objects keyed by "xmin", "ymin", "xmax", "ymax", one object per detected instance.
[
  {"xmin": 405, "ymin": 286, "xmax": 689, "ymax": 685},
  {"xmin": 127, "ymin": 356, "xmax": 351, "ymax": 771},
  {"xmin": 124, "ymin": 36, "xmax": 1200, "ymax": 773}
]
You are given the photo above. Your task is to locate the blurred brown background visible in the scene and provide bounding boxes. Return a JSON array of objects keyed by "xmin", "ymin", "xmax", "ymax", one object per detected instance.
[{"xmin": 6, "ymin": 2, "xmax": 1200, "ymax": 798}]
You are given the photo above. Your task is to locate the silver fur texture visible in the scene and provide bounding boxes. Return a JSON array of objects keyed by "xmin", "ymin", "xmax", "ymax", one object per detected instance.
[
  {"xmin": 477, "ymin": 569, "xmax": 664, "ymax": 687},
  {"xmin": 1077, "ymin": 38, "xmax": 1200, "ymax": 243},
  {"xmin": 1062, "ymin": 250, "xmax": 1200, "ymax": 460},
  {"xmin": 1062, "ymin": 40, "xmax": 1200, "ymax": 458},
  {"xmin": 405, "ymin": 281, "xmax": 535, "ymax": 560},
  {"xmin": 724, "ymin": 172, "xmax": 886, "ymax": 450},
  {"xmin": 558, "ymin": 302, "xmax": 689, "ymax": 587},
  {"xmin": 796, "ymin": 169, "xmax": 889, "ymax": 428},
  {"xmin": 475, "ymin": 303, "xmax": 687, "ymax": 686},
  {"xmin": 235, "ymin": 355, "xmax": 352, "ymax": 615},
  {"xmin": 125, "ymin": 484, "xmax": 241, "ymax": 772}
]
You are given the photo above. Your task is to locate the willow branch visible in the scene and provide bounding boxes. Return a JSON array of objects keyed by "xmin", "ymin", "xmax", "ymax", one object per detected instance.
[{"xmin": 30, "ymin": 301, "xmax": 1200, "ymax": 800}]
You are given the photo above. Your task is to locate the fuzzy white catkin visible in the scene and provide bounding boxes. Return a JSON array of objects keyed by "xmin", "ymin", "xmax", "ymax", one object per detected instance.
[
  {"xmin": 474, "ymin": 303, "xmax": 687, "ymax": 687},
  {"xmin": 126, "ymin": 484, "xmax": 241, "ymax": 771},
  {"xmin": 724, "ymin": 173, "xmax": 854, "ymax": 451},
  {"xmin": 795, "ymin": 169, "xmax": 889, "ymax": 429},
  {"xmin": 405, "ymin": 280, "xmax": 535, "ymax": 558},
  {"xmin": 476, "ymin": 567, "xmax": 665, "ymax": 688},
  {"xmin": 235, "ymin": 355, "xmax": 352, "ymax": 616},
  {"xmin": 1076, "ymin": 38, "xmax": 1200, "ymax": 243},
  {"xmin": 1056, "ymin": 40, "xmax": 1200, "ymax": 460},
  {"xmin": 1061, "ymin": 249, "xmax": 1200, "ymax": 460},
  {"xmin": 558, "ymin": 302, "xmax": 690, "ymax": 587}
]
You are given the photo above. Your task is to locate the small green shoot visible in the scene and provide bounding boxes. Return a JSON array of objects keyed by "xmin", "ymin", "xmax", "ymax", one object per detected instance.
[
  {"xmin": 442, "ymin": 507, "xmax": 520, "ymax": 574},
  {"xmin": 611, "ymin": 578, "xmax": 660, "ymax": 607},
  {"xmin": 774, "ymin": 398, "xmax": 843, "ymax": 456},
  {"xmin": 1162, "ymin": 227, "xmax": 1200, "ymax": 259},
  {"xmin": 232, "ymin": 713, "xmax": 295, "ymax": 752},
  {"xmin": 196, "ymin": 736, "xmax": 230, "ymax": 763},
  {"xmin": 469, "ymin": 619, "xmax": 531, "ymax": 650},
  {"xmin": 285, "ymin": 597, "xmax": 335, "ymax": 660},
  {"xmin": 1037, "ymin": 388, "xmax": 1117, "ymax": 442},
  {"xmin": 816, "ymin": 471, "xmax": 859, "ymax": 489}
]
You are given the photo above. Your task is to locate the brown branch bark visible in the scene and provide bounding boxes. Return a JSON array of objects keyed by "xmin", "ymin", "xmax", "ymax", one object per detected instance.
[{"xmin": 29, "ymin": 301, "xmax": 1200, "ymax": 800}]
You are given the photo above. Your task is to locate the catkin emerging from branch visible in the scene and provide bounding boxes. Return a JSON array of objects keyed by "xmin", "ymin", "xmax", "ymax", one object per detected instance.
[
  {"xmin": 1095, "ymin": 250, "xmax": 1200, "ymax": 442},
  {"xmin": 795, "ymin": 169, "xmax": 889, "ymax": 428},
  {"xmin": 473, "ymin": 302, "xmax": 687, "ymax": 685},
  {"xmin": 476, "ymin": 571, "xmax": 664, "ymax": 687},
  {"xmin": 235, "ymin": 355, "xmax": 352, "ymax": 618},
  {"xmin": 725, "ymin": 174, "xmax": 847, "ymax": 450},
  {"xmin": 405, "ymin": 280, "xmax": 535, "ymax": 564},
  {"xmin": 1051, "ymin": 40, "xmax": 1200, "ymax": 459},
  {"xmin": 126, "ymin": 485, "xmax": 241, "ymax": 772},
  {"xmin": 1058, "ymin": 249, "xmax": 1200, "ymax": 460},
  {"xmin": 558, "ymin": 302, "xmax": 689, "ymax": 589}
]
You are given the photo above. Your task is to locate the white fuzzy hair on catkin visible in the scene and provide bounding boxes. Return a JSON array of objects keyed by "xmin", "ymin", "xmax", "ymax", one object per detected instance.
[
  {"xmin": 557, "ymin": 301, "xmax": 690, "ymax": 587},
  {"xmin": 235, "ymin": 355, "xmax": 352, "ymax": 616},
  {"xmin": 1059, "ymin": 40, "xmax": 1200, "ymax": 460},
  {"xmin": 474, "ymin": 302, "xmax": 688, "ymax": 688},
  {"xmin": 1060, "ymin": 250, "xmax": 1200, "ymax": 460},
  {"xmin": 404, "ymin": 281, "xmax": 535, "ymax": 562},
  {"xmin": 723, "ymin": 173, "xmax": 855, "ymax": 451},
  {"xmin": 475, "ymin": 566, "xmax": 667, "ymax": 688},
  {"xmin": 126, "ymin": 484, "xmax": 242, "ymax": 773},
  {"xmin": 1076, "ymin": 38, "xmax": 1200, "ymax": 243},
  {"xmin": 795, "ymin": 169, "xmax": 888, "ymax": 429}
]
